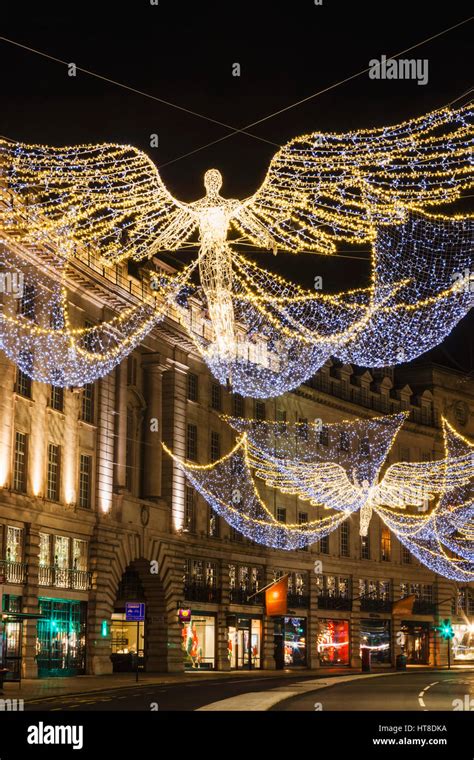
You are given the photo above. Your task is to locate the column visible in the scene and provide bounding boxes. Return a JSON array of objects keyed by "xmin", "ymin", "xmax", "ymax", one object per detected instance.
[
  {"xmin": 0, "ymin": 355, "xmax": 14, "ymax": 488},
  {"xmin": 113, "ymin": 361, "xmax": 127, "ymax": 492},
  {"xmin": 97, "ymin": 374, "xmax": 115, "ymax": 514},
  {"xmin": 21, "ymin": 524, "xmax": 39, "ymax": 678},
  {"xmin": 142, "ymin": 354, "xmax": 167, "ymax": 501},
  {"xmin": 307, "ymin": 571, "xmax": 321, "ymax": 669},
  {"xmin": 262, "ymin": 567, "xmax": 276, "ymax": 669},
  {"xmin": 85, "ymin": 526, "xmax": 118, "ymax": 675},
  {"xmin": 161, "ymin": 357, "xmax": 188, "ymax": 531},
  {"xmin": 159, "ymin": 550, "xmax": 185, "ymax": 672},
  {"xmin": 216, "ymin": 560, "xmax": 231, "ymax": 671}
]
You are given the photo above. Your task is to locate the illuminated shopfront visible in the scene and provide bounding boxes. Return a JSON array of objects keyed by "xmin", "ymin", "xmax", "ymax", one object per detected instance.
[
  {"xmin": 283, "ymin": 617, "xmax": 307, "ymax": 666},
  {"xmin": 318, "ymin": 619, "xmax": 350, "ymax": 666},
  {"xmin": 400, "ymin": 620, "xmax": 429, "ymax": 664},
  {"xmin": 227, "ymin": 615, "xmax": 262, "ymax": 669},
  {"xmin": 1, "ymin": 595, "xmax": 22, "ymax": 681},
  {"xmin": 110, "ymin": 612, "xmax": 145, "ymax": 672},
  {"xmin": 36, "ymin": 598, "xmax": 87, "ymax": 677},
  {"xmin": 452, "ymin": 623, "xmax": 474, "ymax": 662},
  {"xmin": 360, "ymin": 619, "xmax": 391, "ymax": 664},
  {"xmin": 181, "ymin": 613, "xmax": 216, "ymax": 670}
]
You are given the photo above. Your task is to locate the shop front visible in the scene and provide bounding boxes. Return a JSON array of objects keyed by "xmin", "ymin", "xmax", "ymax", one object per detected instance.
[
  {"xmin": 360, "ymin": 619, "xmax": 391, "ymax": 665},
  {"xmin": 452, "ymin": 623, "xmax": 474, "ymax": 662},
  {"xmin": 318, "ymin": 618, "xmax": 350, "ymax": 666},
  {"xmin": 400, "ymin": 620, "xmax": 430, "ymax": 664},
  {"xmin": 36, "ymin": 598, "xmax": 87, "ymax": 677},
  {"xmin": 277, "ymin": 616, "xmax": 307, "ymax": 667},
  {"xmin": 227, "ymin": 615, "xmax": 262, "ymax": 669},
  {"xmin": 1, "ymin": 595, "xmax": 22, "ymax": 681},
  {"xmin": 181, "ymin": 611, "xmax": 216, "ymax": 670},
  {"xmin": 110, "ymin": 612, "xmax": 145, "ymax": 672}
]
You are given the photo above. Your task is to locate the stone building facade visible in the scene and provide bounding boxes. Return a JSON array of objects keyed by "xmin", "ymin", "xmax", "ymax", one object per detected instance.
[{"xmin": 0, "ymin": 217, "xmax": 473, "ymax": 679}]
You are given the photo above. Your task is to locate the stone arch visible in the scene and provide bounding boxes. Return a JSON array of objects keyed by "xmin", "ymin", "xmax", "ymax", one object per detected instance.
[{"xmin": 86, "ymin": 527, "xmax": 185, "ymax": 674}]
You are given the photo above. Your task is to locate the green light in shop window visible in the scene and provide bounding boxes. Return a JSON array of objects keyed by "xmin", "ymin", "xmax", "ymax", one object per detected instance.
[{"xmin": 101, "ymin": 620, "xmax": 109, "ymax": 637}]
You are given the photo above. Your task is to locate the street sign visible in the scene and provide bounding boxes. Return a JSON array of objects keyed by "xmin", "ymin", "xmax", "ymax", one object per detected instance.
[{"xmin": 125, "ymin": 602, "xmax": 145, "ymax": 622}]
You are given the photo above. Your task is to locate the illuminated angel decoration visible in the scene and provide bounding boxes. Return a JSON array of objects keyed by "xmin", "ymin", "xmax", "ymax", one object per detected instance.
[
  {"xmin": 164, "ymin": 415, "xmax": 474, "ymax": 579},
  {"xmin": 0, "ymin": 104, "xmax": 472, "ymax": 392}
]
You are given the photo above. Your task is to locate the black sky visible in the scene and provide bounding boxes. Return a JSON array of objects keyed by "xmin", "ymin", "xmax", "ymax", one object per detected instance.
[{"xmin": 1, "ymin": 0, "xmax": 473, "ymax": 372}]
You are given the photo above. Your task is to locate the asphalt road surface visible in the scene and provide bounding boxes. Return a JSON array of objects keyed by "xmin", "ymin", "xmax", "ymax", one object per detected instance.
[{"xmin": 22, "ymin": 671, "xmax": 474, "ymax": 712}]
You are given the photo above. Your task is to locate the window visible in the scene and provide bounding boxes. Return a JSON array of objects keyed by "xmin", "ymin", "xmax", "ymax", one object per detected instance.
[
  {"xmin": 359, "ymin": 437, "xmax": 370, "ymax": 456},
  {"xmin": 276, "ymin": 409, "xmax": 287, "ymax": 435},
  {"xmin": 186, "ymin": 424, "xmax": 198, "ymax": 461},
  {"xmin": 208, "ymin": 507, "xmax": 220, "ymax": 538},
  {"xmin": 276, "ymin": 507, "xmax": 287, "ymax": 523},
  {"xmin": 73, "ymin": 539, "xmax": 88, "ymax": 571},
  {"xmin": 50, "ymin": 385, "xmax": 64, "ymax": 412},
  {"xmin": 184, "ymin": 487, "xmax": 196, "ymax": 532},
  {"xmin": 400, "ymin": 446, "xmax": 410, "ymax": 462},
  {"xmin": 187, "ymin": 373, "xmax": 198, "ymax": 402},
  {"xmin": 54, "ymin": 535, "xmax": 70, "ymax": 569},
  {"xmin": 5, "ymin": 526, "xmax": 23, "ymax": 563},
  {"xmin": 39, "ymin": 533, "xmax": 51, "ymax": 567},
  {"xmin": 298, "ymin": 512, "xmax": 308, "ymax": 525},
  {"xmin": 13, "ymin": 431, "xmax": 28, "ymax": 493},
  {"xmin": 297, "ymin": 418, "xmax": 308, "ymax": 441},
  {"xmin": 210, "ymin": 431, "xmax": 220, "ymax": 462},
  {"xmin": 50, "ymin": 302, "xmax": 64, "ymax": 329},
  {"xmin": 79, "ymin": 454, "xmax": 92, "ymax": 508},
  {"xmin": 232, "ymin": 393, "xmax": 244, "ymax": 417},
  {"xmin": 319, "ymin": 427, "xmax": 329, "ymax": 446},
  {"xmin": 81, "ymin": 384, "xmax": 94, "ymax": 423},
  {"xmin": 16, "ymin": 367, "xmax": 32, "ymax": 399},
  {"xmin": 231, "ymin": 527, "xmax": 243, "ymax": 542},
  {"xmin": 211, "ymin": 382, "xmax": 222, "ymax": 411},
  {"xmin": 361, "ymin": 533, "xmax": 370, "ymax": 560},
  {"xmin": 319, "ymin": 534, "xmax": 329, "ymax": 554},
  {"xmin": 340, "ymin": 431, "xmax": 350, "ymax": 451},
  {"xmin": 47, "ymin": 443, "xmax": 60, "ymax": 502},
  {"xmin": 340, "ymin": 521, "xmax": 350, "ymax": 557},
  {"xmin": 381, "ymin": 527, "xmax": 391, "ymax": 561},
  {"xmin": 255, "ymin": 400, "xmax": 266, "ymax": 421},
  {"xmin": 18, "ymin": 284, "xmax": 36, "ymax": 319},
  {"xmin": 402, "ymin": 545, "xmax": 411, "ymax": 564}
]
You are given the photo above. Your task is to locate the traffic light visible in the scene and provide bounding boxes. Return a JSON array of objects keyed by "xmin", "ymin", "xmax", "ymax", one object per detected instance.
[{"xmin": 439, "ymin": 619, "xmax": 454, "ymax": 640}]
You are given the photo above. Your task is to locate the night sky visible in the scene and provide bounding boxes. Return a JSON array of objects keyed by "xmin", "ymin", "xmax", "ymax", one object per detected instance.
[{"xmin": 1, "ymin": 0, "xmax": 472, "ymax": 372}]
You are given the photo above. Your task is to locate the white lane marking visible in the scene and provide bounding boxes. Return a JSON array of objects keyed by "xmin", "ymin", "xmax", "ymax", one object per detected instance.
[
  {"xmin": 197, "ymin": 671, "xmax": 408, "ymax": 711},
  {"xmin": 418, "ymin": 680, "xmax": 440, "ymax": 709}
]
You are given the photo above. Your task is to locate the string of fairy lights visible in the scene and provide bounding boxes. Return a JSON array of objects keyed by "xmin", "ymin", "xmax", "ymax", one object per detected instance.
[
  {"xmin": 164, "ymin": 416, "xmax": 474, "ymax": 579},
  {"xmin": 0, "ymin": 103, "xmax": 472, "ymax": 395},
  {"xmin": 0, "ymin": 102, "xmax": 473, "ymax": 577}
]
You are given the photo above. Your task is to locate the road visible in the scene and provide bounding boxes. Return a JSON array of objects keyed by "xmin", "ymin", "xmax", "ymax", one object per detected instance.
[{"xmin": 23, "ymin": 670, "xmax": 474, "ymax": 712}]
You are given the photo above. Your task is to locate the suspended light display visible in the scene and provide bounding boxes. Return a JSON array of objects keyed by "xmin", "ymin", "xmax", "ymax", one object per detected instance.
[
  {"xmin": 0, "ymin": 104, "xmax": 472, "ymax": 395},
  {"xmin": 164, "ymin": 417, "xmax": 474, "ymax": 579}
]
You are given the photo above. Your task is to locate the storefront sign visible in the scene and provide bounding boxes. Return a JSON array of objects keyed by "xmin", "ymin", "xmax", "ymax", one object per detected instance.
[
  {"xmin": 125, "ymin": 602, "xmax": 145, "ymax": 622},
  {"xmin": 178, "ymin": 608, "xmax": 192, "ymax": 623}
]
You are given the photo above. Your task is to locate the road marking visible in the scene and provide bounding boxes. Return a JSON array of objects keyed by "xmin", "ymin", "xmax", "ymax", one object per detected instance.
[{"xmin": 418, "ymin": 681, "xmax": 439, "ymax": 710}]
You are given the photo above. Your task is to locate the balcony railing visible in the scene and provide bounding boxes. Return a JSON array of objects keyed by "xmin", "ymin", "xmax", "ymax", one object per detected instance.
[
  {"xmin": 183, "ymin": 581, "xmax": 221, "ymax": 604},
  {"xmin": 317, "ymin": 593, "xmax": 352, "ymax": 611},
  {"xmin": 287, "ymin": 593, "xmax": 310, "ymax": 608},
  {"xmin": 0, "ymin": 560, "xmax": 27, "ymax": 585},
  {"xmin": 38, "ymin": 566, "xmax": 91, "ymax": 590},
  {"xmin": 413, "ymin": 599, "xmax": 437, "ymax": 615},
  {"xmin": 360, "ymin": 597, "xmax": 392, "ymax": 613},
  {"xmin": 229, "ymin": 586, "xmax": 264, "ymax": 605}
]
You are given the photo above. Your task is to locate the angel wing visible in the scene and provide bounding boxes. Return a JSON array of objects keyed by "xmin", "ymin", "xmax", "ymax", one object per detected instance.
[
  {"xmin": 233, "ymin": 104, "xmax": 473, "ymax": 255},
  {"xmin": 0, "ymin": 141, "xmax": 197, "ymax": 263},
  {"xmin": 373, "ymin": 453, "xmax": 473, "ymax": 508},
  {"xmin": 248, "ymin": 449, "xmax": 364, "ymax": 512}
]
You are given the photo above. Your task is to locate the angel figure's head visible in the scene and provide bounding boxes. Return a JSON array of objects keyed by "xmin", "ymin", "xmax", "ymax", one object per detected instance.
[{"xmin": 204, "ymin": 169, "xmax": 223, "ymax": 196}]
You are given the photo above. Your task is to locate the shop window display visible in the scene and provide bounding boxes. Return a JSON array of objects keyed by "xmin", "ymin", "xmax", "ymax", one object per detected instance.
[
  {"xmin": 360, "ymin": 619, "xmax": 391, "ymax": 664},
  {"xmin": 318, "ymin": 619, "xmax": 350, "ymax": 666},
  {"xmin": 181, "ymin": 614, "xmax": 216, "ymax": 670},
  {"xmin": 453, "ymin": 624, "xmax": 474, "ymax": 662},
  {"xmin": 284, "ymin": 617, "xmax": 307, "ymax": 666}
]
